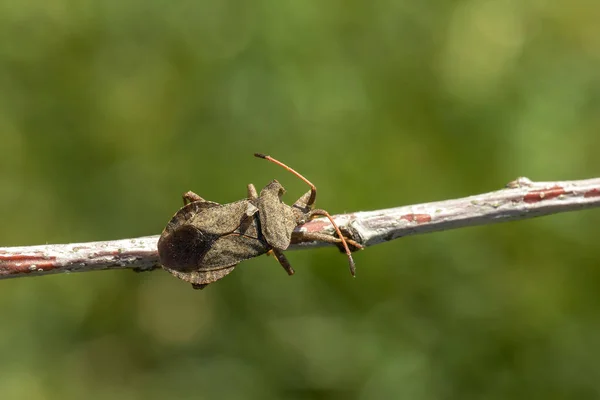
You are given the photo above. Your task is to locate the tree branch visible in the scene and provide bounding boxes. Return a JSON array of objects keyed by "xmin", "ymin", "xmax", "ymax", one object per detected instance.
[{"xmin": 1, "ymin": 177, "xmax": 599, "ymax": 280}]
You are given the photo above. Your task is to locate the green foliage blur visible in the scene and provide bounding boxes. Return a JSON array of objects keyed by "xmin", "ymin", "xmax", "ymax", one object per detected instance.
[{"xmin": 1, "ymin": 0, "xmax": 600, "ymax": 398}]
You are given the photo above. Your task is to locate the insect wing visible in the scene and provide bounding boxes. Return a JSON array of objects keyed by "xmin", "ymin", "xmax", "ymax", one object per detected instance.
[
  {"xmin": 161, "ymin": 200, "xmax": 220, "ymax": 236},
  {"xmin": 188, "ymin": 200, "xmax": 258, "ymax": 236},
  {"xmin": 201, "ymin": 232, "xmax": 269, "ymax": 268},
  {"xmin": 159, "ymin": 199, "xmax": 263, "ymax": 274}
]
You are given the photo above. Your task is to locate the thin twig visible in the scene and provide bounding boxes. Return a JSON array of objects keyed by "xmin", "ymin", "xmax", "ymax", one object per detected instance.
[{"xmin": 1, "ymin": 177, "xmax": 599, "ymax": 280}]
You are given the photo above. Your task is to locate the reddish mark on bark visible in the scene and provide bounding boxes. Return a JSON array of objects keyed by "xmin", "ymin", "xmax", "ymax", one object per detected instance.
[
  {"xmin": 584, "ymin": 189, "xmax": 600, "ymax": 198},
  {"xmin": 0, "ymin": 254, "xmax": 57, "ymax": 275},
  {"xmin": 400, "ymin": 214, "xmax": 432, "ymax": 224},
  {"xmin": 299, "ymin": 219, "xmax": 331, "ymax": 233},
  {"xmin": 523, "ymin": 186, "xmax": 565, "ymax": 203}
]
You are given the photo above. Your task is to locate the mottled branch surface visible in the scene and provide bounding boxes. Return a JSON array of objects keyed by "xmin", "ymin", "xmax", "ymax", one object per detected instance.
[{"xmin": 1, "ymin": 177, "xmax": 599, "ymax": 280}]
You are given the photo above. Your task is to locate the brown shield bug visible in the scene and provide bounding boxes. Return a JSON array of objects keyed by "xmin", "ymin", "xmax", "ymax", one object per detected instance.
[{"xmin": 157, "ymin": 153, "xmax": 360, "ymax": 289}]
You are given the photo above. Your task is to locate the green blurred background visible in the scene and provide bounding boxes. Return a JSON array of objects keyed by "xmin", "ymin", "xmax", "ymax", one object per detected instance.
[{"xmin": 1, "ymin": 0, "xmax": 600, "ymax": 399}]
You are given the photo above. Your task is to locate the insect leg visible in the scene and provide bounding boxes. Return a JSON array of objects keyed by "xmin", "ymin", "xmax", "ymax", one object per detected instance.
[
  {"xmin": 247, "ymin": 184, "xmax": 258, "ymax": 199},
  {"xmin": 182, "ymin": 191, "xmax": 205, "ymax": 205},
  {"xmin": 192, "ymin": 283, "xmax": 209, "ymax": 290},
  {"xmin": 271, "ymin": 248, "xmax": 295, "ymax": 276},
  {"xmin": 296, "ymin": 231, "xmax": 363, "ymax": 251},
  {"xmin": 292, "ymin": 190, "xmax": 313, "ymax": 214}
]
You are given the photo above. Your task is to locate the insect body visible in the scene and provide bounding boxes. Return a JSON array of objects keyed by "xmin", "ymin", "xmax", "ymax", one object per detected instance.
[{"xmin": 157, "ymin": 153, "xmax": 359, "ymax": 289}]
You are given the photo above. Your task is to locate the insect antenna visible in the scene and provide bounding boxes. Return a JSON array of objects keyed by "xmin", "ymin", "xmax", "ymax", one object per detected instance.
[
  {"xmin": 255, "ymin": 153, "xmax": 357, "ymax": 276},
  {"xmin": 254, "ymin": 153, "xmax": 317, "ymax": 206},
  {"xmin": 308, "ymin": 209, "xmax": 357, "ymax": 276}
]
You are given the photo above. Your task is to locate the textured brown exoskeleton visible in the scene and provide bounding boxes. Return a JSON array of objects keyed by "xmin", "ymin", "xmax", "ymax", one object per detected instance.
[{"xmin": 157, "ymin": 153, "xmax": 360, "ymax": 289}]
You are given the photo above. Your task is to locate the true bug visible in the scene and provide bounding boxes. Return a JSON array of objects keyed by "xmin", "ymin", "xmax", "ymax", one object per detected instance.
[{"xmin": 157, "ymin": 153, "xmax": 360, "ymax": 289}]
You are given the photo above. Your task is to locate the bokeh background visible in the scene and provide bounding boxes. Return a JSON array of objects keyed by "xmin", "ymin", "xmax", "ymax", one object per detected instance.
[{"xmin": 1, "ymin": 0, "xmax": 600, "ymax": 399}]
